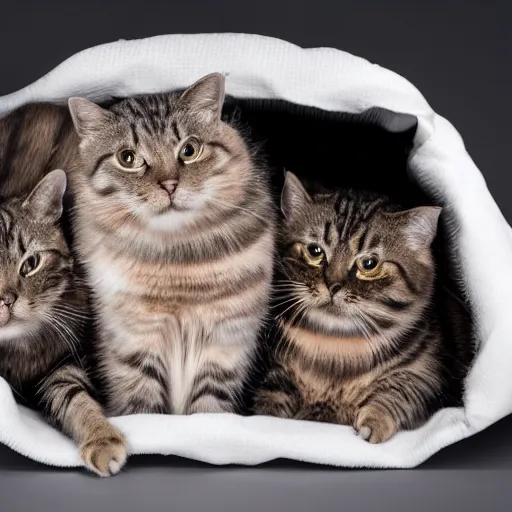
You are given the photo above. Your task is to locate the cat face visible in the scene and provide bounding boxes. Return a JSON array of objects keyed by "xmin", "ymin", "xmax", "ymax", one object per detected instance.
[
  {"xmin": 0, "ymin": 171, "xmax": 73, "ymax": 342},
  {"xmin": 68, "ymin": 73, "xmax": 252, "ymax": 233},
  {"xmin": 279, "ymin": 172, "xmax": 441, "ymax": 338}
]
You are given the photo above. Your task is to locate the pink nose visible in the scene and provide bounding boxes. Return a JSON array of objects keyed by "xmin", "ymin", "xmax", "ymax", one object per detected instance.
[{"xmin": 160, "ymin": 180, "xmax": 178, "ymax": 198}]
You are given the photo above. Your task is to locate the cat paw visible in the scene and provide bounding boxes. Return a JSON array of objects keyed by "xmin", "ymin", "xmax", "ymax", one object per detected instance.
[
  {"xmin": 354, "ymin": 406, "xmax": 398, "ymax": 444},
  {"xmin": 80, "ymin": 428, "xmax": 128, "ymax": 477},
  {"xmin": 253, "ymin": 391, "xmax": 298, "ymax": 419},
  {"xmin": 294, "ymin": 402, "xmax": 338, "ymax": 424}
]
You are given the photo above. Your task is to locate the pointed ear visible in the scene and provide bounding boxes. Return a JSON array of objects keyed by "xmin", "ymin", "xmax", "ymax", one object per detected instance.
[
  {"xmin": 179, "ymin": 73, "xmax": 225, "ymax": 120},
  {"xmin": 387, "ymin": 206, "xmax": 442, "ymax": 250},
  {"xmin": 281, "ymin": 171, "xmax": 312, "ymax": 220},
  {"xmin": 23, "ymin": 170, "xmax": 67, "ymax": 223},
  {"xmin": 68, "ymin": 97, "xmax": 112, "ymax": 138}
]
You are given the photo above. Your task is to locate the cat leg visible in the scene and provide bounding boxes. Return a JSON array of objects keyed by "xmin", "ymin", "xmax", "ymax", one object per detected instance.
[
  {"xmin": 185, "ymin": 321, "xmax": 261, "ymax": 415},
  {"xmin": 186, "ymin": 360, "xmax": 245, "ymax": 415},
  {"xmin": 254, "ymin": 390, "xmax": 301, "ymax": 419},
  {"xmin": 253, "ymin": 366, "xmax": 302, "ymax": 419},
  {"xmin": 38, "ymin": 364, "xmax": 127, "ymax": 477},
  {"xmin": 294, "ymin": 402, "xmax": 338, "ymax": 423},
  {"xmin": 354, "ymin": 369, "xmax": 437, "ymax": 444},
  {"xmin": 104, "ymin": 351, "xmax": 169, "ymax": 416}
]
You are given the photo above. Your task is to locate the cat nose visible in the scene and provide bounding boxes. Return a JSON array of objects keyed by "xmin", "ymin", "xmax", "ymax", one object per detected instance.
[
  {"xmin": 328, "ymin": 283, "xmax": 342, "ymax": 296},
  {"xmin": 160, "ymin": 180, "xmax": 178, "ymax": 197},
  {"xmin": 0, "ymin": 292, "xmax": 17, "ymax": 307}
]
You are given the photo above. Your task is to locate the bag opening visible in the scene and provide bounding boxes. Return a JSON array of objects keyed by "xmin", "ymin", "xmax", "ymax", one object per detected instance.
[{"xmin": 222, "ymin": 98, "xmax": 476, "ymax": 409}]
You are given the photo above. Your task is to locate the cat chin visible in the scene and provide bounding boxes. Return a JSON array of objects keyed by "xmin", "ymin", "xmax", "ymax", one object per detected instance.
[
  {"xmin": 144, "ymin": 184, "xmax": 219, "ymax": 231},
  {"xmin": 146, "ymin": 208, "xmax": 201, "ymax": 232},
  {"xmin": 0, "ymin": 322, "xmax": 33, "ymax": 342},
  {"xmin": 305, "ymin": 309, "xmax": 365, "ymax": 337}
]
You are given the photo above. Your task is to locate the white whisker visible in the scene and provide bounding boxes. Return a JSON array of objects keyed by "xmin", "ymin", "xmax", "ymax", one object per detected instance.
[{"xmin": 209, "ymin": 198, "xmax": 271, "ymax": 227}]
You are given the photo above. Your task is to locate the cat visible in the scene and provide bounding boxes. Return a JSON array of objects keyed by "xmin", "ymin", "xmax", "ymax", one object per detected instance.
[
  {"xmin": 0, "ymin": 170, "xmax": 127, "ymax": 476},
  {"xmin": 66, "ymin": 73, "xmax": 275, "ymax": 416},
  {"xmin": 0, "ymin": 102, "xmax": 77, "ymax": 199},
  {"xmin": 253, "ymin": 171, "xmax": 452, "ymax": 443}
]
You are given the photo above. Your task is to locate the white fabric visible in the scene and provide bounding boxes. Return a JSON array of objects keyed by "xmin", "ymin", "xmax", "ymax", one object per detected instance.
[{"xmin": 0, "ymin": 33, "xmax": 509, "ymax": 469}]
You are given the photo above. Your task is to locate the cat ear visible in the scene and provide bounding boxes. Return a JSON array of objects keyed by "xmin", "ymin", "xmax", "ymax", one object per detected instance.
[
  {"xmin": 281, "ymin": 171, "xmax": 312, "ymax": 220},
  {"xmin": 68, "ymin": 97, "xmax": 112, "ymax": 138},
  {"xmin": 23, "ymin": 170, "xmax": 67, "ymax": 223},
  {"xmin": 387, "ymin": 206, "xmax": 442, "ymax": 250},
  {"xmin": 179, "ymin": 73, "xmax": 225, "ymax": 120}
]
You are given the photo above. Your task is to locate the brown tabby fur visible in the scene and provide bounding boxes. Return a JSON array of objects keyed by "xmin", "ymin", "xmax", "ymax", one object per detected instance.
[
  {"xmin": 67, "ymin": 74, "xmax": 275, "ymax": 416},
  {"xmin": 254, "ymin": 172, "xmax": 449, "ymax": 443},
  {"xmin": 0, "ymin": 107, "xmax": 127, "ymax": 476}
]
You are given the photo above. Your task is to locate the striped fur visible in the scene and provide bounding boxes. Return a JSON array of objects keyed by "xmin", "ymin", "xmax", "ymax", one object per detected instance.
[
  {"xmin": 0, "ymin": 103, "xmax": 77, "ymax": 198},
  {"xmin": 0, "ymin": 170, "xmax": 126, "ymax": 476},
  {"xmin": 68, "ymin": 74, "xmax": 275, "ymax": 415},
  {"xmin": 254, "ymin": 172, "xmax": 446, "ymax": 443}
]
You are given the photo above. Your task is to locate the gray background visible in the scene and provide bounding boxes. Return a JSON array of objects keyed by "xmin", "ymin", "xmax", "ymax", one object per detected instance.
[{"xmin": 0, "ymin": 0, "xmax": 511, "ymax": 510}]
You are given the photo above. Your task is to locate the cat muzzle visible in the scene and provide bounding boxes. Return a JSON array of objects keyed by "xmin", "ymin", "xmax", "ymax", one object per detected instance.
[
  {"xmin": 160, "ymin": 180, "xmax": 178, "ymax": 199},
  {"xmin": 0, "ymin": 293, "xmax": 16, "ymax": 326},
  {"xmin": 328, "ymin": 283, "xmax": 343, "ymax": 296}
]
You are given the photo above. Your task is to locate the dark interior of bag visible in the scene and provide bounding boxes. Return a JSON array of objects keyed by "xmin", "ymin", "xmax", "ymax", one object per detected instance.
[{"xmin": 223, "ymin": 97, "xmax": 475, "ymax": 410}]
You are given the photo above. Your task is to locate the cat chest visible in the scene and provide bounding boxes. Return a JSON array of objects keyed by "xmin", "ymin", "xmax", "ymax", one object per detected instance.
[
  {"xmin": 164, "ymin": 325, "xmax": 211, "ymax": 415},
  {"xmin": 110, "ymin": 312, "xmax": 252, "ymax": 415},
  {"xmin": 90, "ymin": 249, "xmax": 269, "ymax": 318},
  {"xmin": 0, "ymin": 344, "xmax": 64, "ymax": 387}
]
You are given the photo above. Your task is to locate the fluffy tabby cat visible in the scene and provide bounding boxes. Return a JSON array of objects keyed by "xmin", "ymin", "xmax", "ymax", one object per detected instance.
[
  {"xmin": 67, "ymin": 73, "xmax": 275, "ymax": 415},
  {"xmin": 0, "ymin": 170, "xmax": 126, "ymax": 476},
  {"xmin": 254, "ymin": 172, "xmax": 447, "ymax": 443}
]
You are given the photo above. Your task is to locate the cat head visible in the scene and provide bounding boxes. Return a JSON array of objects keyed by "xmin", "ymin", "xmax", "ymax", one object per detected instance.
[
  {"xmin": 68, "ymin": 73, "xmax": 253, "ymax": 233},
  {"xmin": 0, "ymin": 170, "xmax": 74, "ymax": 342},
  {"xmin": 278, "ymin": 172, "xmax": 441, "ymax": 339}
]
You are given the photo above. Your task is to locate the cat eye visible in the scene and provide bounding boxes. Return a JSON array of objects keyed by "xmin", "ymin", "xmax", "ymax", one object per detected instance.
[
  {"xmin": 304, "ymin": 244, "xmax": 325, "ymax": 267},
  {"xmin": 19, "ymin": 253, "xmax": 42, "ymax": 277},
  {"xmin": 356, "ymin": 256, "xmax": 381, "ymax": 278},
  {"xmin": 118, "ymin": 150, "xmax": 136, "ymax": 167},
  {"xmin": 361, "ymin": 257, "xmax": 378, "ymax": 270},
  {"xmin": 178, "ymin": 138, "xmax": 202, "ymax": 163},
  {"xmin": 116, "ymin": 149, "xmax": 146, "ymax": 171},
  {"xmin": 307, "ymin": 244, "xmax": 323, "ymax": 257}
]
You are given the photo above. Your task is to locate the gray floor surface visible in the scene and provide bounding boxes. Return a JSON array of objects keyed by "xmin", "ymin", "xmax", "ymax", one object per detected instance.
[
  {"xmin": 1, "ymin": 413, "xmax": 512, "ymax": 511},
  {"xmin": 0, "ymin": 0, "xmax": 511, "ymax": 511}
]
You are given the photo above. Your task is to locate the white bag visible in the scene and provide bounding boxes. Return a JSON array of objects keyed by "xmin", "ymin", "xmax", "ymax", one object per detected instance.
[{"xmin": 0, "ymin": 33, "xmax": 509, "ymax": 469}]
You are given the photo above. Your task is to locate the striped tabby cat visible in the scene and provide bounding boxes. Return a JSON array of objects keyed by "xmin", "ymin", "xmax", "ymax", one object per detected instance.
[
  {"xmin": 0, "ymin": 170, "xmax": 126, "ymax": 476},
  {"xmin": 67, "ymin": 73, "xmax": 275, "ymax": 415},
  {"xmin": 254, "ymin": 172, "xmax": 446, "ymax": 443}
]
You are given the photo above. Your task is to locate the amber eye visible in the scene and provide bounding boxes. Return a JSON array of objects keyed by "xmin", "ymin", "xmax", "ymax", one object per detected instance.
[
  {"xmin": 303, "ymin": 244, "xmax": 325, "ymax": 267},
  {"xmin": 307, "ymin": 244, "xmax": 323, "ymax": 258},
  {"xmin": 356, "ymin": 256, "xmax": 381, "ymax": 277},
  {"xmin": 361, "ymin": 257, "xmax": 378, "ymax": 270},
  {"xmin": 20, "ymin": 253, "xmax": 41, "ymax": 277},
  {"xmin": 179, "ymin": 139, "xmax": 202, "ymax": 163}
]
